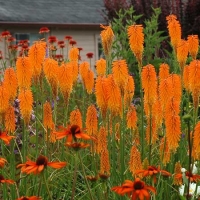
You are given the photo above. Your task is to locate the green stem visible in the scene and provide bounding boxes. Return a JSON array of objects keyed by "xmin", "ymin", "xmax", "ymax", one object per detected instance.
[
  {"xmin": 78, "ymin": 152, "xmax": 94, "ymax": 200},
  {"xmin": 71, "ymin": 154, "xmax": 78, "ymax": 200},
  {"xmin": 43, "ymin": 172, "xmax": 53, "ymax": 200}
]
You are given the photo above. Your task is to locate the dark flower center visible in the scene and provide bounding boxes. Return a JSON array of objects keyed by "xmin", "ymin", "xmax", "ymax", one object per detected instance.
[
  {"xmin": 36, "ymin": 155, "xmax": 48, "ymax": 166},
  {"xmin": 134, "ymin": 181, "xmax": 144, "ymax": 190},
  {"xmin": 0, "ymin": 175, "xmax": 4, "ymax": 181},
  {"xmin": 21, "ymin": 198, "xmax": 29, "ymax": 200},
  {"xmin": 70, "ymin": 125, "xmax": 81, "ymax": 136}
]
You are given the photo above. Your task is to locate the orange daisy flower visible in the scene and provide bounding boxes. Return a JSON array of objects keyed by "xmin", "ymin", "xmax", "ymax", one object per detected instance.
[
  {"xmin": 54, "ymin": 124, "xmax": 91, "ymax": 144},
  {"xmin": 17, "ymin": 155, "xmax": 66, "ymax": 175},
  {"xmin": 0, "ymin": 157, "xmax": 7, "ymax": 168},
  {"xmin": 174, "ymin": 171, "xmax": 200, "ymax": 183},
  {"xmin": 135, "ymin": 166, "xmax": 171, "ymax": 183},
  {"xmin": 0, "ymin": 130, "xmax": 14, "ymax": 145},
  {"xmin": 0, "ymin": 174, "xmax": 15, "ymax": 184},
  {"xmin": 17, "ymin": 196, "xmax": 41, "ymax": 200},
  {"xmin": 111, "ymin": 178, "xmax": 156, "ymax": 199}
]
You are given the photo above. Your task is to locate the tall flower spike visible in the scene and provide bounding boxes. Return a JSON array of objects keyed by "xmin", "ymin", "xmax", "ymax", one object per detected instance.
[
  {"xmin": 187, "ymin": 35, "xmax": 199, "ymax": 60},
  {"xmin": 165, "ymin": 97, "xmax": 181, "ymax": 152},
  {"xmin": 86, "ymin": 105, "xmax": 98, "ymax": 136},
  {"xmin": 100, "ymin": 24, "xmax": 114, "ymax": 57},
  {"xmin": 28, "ymin": 41, "xmax": 46, "ymax": 81},
  {"xmin": 127, "ymin": 24, "xmax": 144, "ymax": 65},
  {"xmin": 107, "ymin": 75, "xmax": 122, "ymax": 117},
  {"xmin": 69, "ymin": 47, "xmax": 79, "ymax": 61},
  {"xmin": 18, "ymin": 89, "xmax": 33, "ymax": 125},
  {"xmin": 43, "ymin": 58, "xmax": 59, "ymax": 99},
  {"xmin": 183, "ymin": 65, "xmax": 190, "ymax": 91},
  {"xmin": 145, "ymin": 117, "xmax": 157, "ymax": 145},
  {"xmin": 70, "ymin": 109, "xmax": 82, "ymax": 129},
  {"xmin": 70, "ymin": 61, "xmax": 79, "ymax": 84},
  {"xmin": 43, "ymin": 102, "xmax": 54, "ymax": 130},
  {"xmin": 126, "ymin": 104, "xmax": 137, "ymax": 130},
  {"xmin": 95, "ymin": 58, "xmax": 106, "ymax": 76},
  {"xmin": 5, "ymin": 105, "xmax": 16, "ymax": 134},
  {"xmin": 79, "ymin": 61, "xmax": 90, "ymax": 86},
  {"xmin": 0, "ymin": 84, "xmax": 9, "ymax": 114},
  {"xmin": 129, "ymin": 145, "xmax": 142, "ymax": 177},
  {"xmin": 95, "ymin": 76, "xmax": 109, "ymax": 119},
  {"xmin": 58, "ymin": 62, "xmax": 73, "ymax": 105},
  {"xmin": 3, "ymin": 68, "xmax": 17, "ymax": 101},
  {"xmin": 166, "ymin": 14, "xmax": 181, "ymax": 52},
  {"xmin": 84, "ymin": 69, "xmax": 94, "ymax": 94},
  {"xmin": 16, "ymin": 56, "xmax": 33, "ymax": 90},
  {"xmin": 97, "ymin": 126, "xmax": 107, "ymax": 154},
  {"xmin": 173, "ymin": 161, "xmax": 182, "ymax": 185},
  {"xmin": 159, "ymin": 63, "xmax": 170, "ymax": 82},
  {"xmin": 99, "ymin": 148, "xmax": 110, "ymax": 178},
  {"xmin": 112, "ymin": 60, "xmax": 129, "ymax": 95},
  {"xmin": 142, "ymin": 64, "xmax": 157, "ymax": 113},
  {"xmin": 193, "ymin": 121, "xmax": 200, "ymax": 159},
  {"xmin": 124, "ymin": 75, "xmax": 135, "ymax": 108},
  {"xmin": 176, "ymin": 39, "xmax": 189, "ymax": 71},
  {"xmin": 160, "ymin": 137, "xmax": 171, "ymax": 166}
]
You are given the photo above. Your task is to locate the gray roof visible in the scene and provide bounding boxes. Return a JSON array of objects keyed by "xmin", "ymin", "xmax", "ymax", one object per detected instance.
[{"xmin": 0, "ymin": 0, "xmax": 106, "ymax": 25}]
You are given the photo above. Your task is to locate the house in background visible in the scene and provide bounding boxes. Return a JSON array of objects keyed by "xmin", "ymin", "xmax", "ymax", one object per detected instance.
[{"xmin": 0, "ymin": 0, "xmax": 106, "ymax": 67}]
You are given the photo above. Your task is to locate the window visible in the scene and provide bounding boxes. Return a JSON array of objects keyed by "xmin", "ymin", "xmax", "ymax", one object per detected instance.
[{"xmin": 15, "ymin": 33, "xmax": 43, "ymax": 46}]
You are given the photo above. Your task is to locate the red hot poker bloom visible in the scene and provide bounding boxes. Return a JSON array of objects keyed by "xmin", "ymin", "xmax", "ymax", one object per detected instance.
[
  {"xmin": 111, "ymin": 178, "xmax": 156, "ymax": 199},
  {"xmin": 17, "ymin": 155, "xmax": 66, "ymax": 175},
  {"xmin": 54, "ymin": 125, "xmax": 91, "ymax": 143},
  {"xmin": 17, "ymin": 196, "xmax": 41, "ymax": 200},
  {"xmin": 135, "ymin": 166, "xmax": 171, "ymax": 183}
]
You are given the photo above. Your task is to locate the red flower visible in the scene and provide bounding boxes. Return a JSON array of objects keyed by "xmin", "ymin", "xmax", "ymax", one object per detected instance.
[
  {"xmin": 112, "ymin": 178, "xmax": 156, "ymax": 199},
  {"xmin": 7, "ymin": 36, "xmax": 15, "ymax": 43},
  {"xmin": 174, "ymin": 171, "xmax": 200, "ymax": 183},
  {"xmin": 17, "ymin": 155, "xmax": 67, "ymax": 175},
  {"xmin": 86, "ymin": 52, "xmax": 94, "ymax": 59},
  {"xmin": 0, "ymin": 131, "xmax": 15, "ymax": 145},
  {"xmin": 69, "ymin": 40, "xmax": 77, "ymax": 46},
  {"xmin": 54, "ymin": 124, "xmax": 91, "ymax": 143},
  {"xmin": 135, "ymin": 166, "xmax": 171, "ymax": 183},
  {"xmin": 1, "ymin": 31, "xmax": 11, "ymax": 38},
  {"xmin": 65, "ymin": 35, "xmax": 72, "ymax": 40},
  {"xmin": 39, "ymin": 27, "xmax": 50, "ymax": 34},
  {"xmin": 17, "ymin": 196, "xmax": 41, "ymax": 200},
  {"xmin": 48, "ymin": 36, "xmax": 57, "ymax": 43},
  {"xmin": 78, "ymin": 47, "xmax": 83, "ymax": 51},
  {"xmin": 0, "ymin": 174, "xmax": 15, "ymax": 184}
]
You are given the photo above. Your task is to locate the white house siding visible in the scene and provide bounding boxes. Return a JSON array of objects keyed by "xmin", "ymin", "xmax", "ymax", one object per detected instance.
[{"xmin": 0, "ymin": 27, "xmax": 102, "ymax": 70}]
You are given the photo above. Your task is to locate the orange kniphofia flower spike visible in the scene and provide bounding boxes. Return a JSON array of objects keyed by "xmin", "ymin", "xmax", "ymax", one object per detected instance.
[
  {"xmin": 187, "ymin": 35, "xmax": 199, "ymax": 60},
  {"xmin": 193, "ymin": 121, "xmax": 200, "ymax": 159},
  {"xmin": 69, "ymin": 47, "xmax": 79, "ymax": 61},
  {"xmin": 176, "ymin": 39, "xmax": 189, "ymax": 71},
  {"xmin": 145, "ymin": 117, "xmax": 158, "ymax": 145},
  {"xmin": 100, "ymin": 149, "xmax": 110, "ymax": 176},
  {"xmin": 100, "ymin": 24, "xmax": 114, "ymax": 57},
  {"xmin": 97, "ymin": 126, "xmax": 107, "ymax": 154},
  {"xmin": 54, "ymin": 124, "xmax": 91, "ymax": 144},
  {"xmin": 58, "ymin": 62, "xmax": 73, "ymax": 104},
  {"xmin": 84, "ymin": 69, "xmax": 94, "ymax": 94},
  {"xmin": 0, "ymin": 175, "xmax": 15, "ymax": 184},
  {"xmin": 159, "ymin": 63, "xmax": 170, "ymax": 82},
  {"xmin": 107, "ymin": 74, "xmax": 122, "ymax": 117},
  {"xmin": 127, "ymin": 24, "xmax": 144, "ymax": 65},
  {"xmin": 17, "ymin": 196, "xmax": 41, "ymax": 200},
  {"xmin": 112, "ymin": 60, "xmax": 129, "ymax": 95},
  {"xmin": 3, "ymin": 67, "xmax": 18, "ymax": 101},
  {"xmin": 43, "ymin": 102, "xmax": 54, "ymax": 130},
  {"xmin": 70, "ymin": 109, "xmax": 82, "ymax": 129},
  {"xmin": 43, "ymin": 58, "xmax": 59, "ymax": 99},
  {"xmin": 95, "ymin": 76, "xmax": 109, "ymax": 119},
  {"xmin": 160, "ymin": 137, "xmax": 171, "ymax": 166},
  {"xmin": 111, "ymin": 178, "xmax": 156, "ymax": 199},
  {"xmin": 16, "ymin": 56, "xmax": 33, "ymax": 90},
  {"xmin": 18, "ymin": 89, "xmax": 33, "ymax": 125},
  {"xmin": 173, "ymin": 162, "xmax": 182, "ymax": 185},
  {"xmin": 189, "ymin": 60, "xmax": 200, "ymax": 93},
  {"xmin": 0, "ymin": 84, "xmax": 9, "ymax": 114},
  {"xmin": 165, "ymin": 97, "xmax": 181, "ymax": 151},
  {"xmin": 17, "ymin": 155, "xmax": 66, "ymax": 175},
  {"xmin": 142, "ymin": 64, "xmax": 157, "ymax": 108},
  {"xmin": 135, "ymin": 166, "xmax": 171, "ymax": 183},
  {"xmin": 129, "ymin": 145, "xmax": 142, "ymax": 176},
  {"xmin": 5, "ymin": 105, "xmax": 16, "ymax": 133},
  {"xmin": 86, "ymin": 105, "xmax": 98, "ymax": 136},
  {"xmin": 124, "ymin": 75, "xmax": 135, "ymax": 108},
  {"xmin": 70, "ymin": 61, "xmax": 79, "ymax": 84},
  {"xmin": 95, "ymin": 58, "xmax": 106, "ymax": 76},
  {"xmin": 0, "ymin": 130, "xmax": 14, "ymax": 145},
  {"xmin": 79, "ymin": 61, "xmax": 90, "ymax": 85},
  {"xmin": 166, "ymin": 14, "xmax": 181, "ymax": 51},
  {"xmin": 28, "ymin": 41, "xmax": 46, "ymax": 79},
  {"xmin": 126, "ymin": 105, "xmax": 137, "ymax": 130},
  {"xmin": 0, "ymin": 158, "xmax": 7, "ymax": 168}
]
